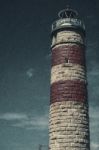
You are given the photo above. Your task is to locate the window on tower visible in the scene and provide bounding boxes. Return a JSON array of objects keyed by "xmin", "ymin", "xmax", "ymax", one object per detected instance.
[{"xmin": 65, "ymin": 57, "xmax": 69, "ymax": 63}]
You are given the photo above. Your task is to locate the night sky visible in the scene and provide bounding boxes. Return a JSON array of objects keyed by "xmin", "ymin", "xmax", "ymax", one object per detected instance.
[{"xmin": 0, "ymin": 0, "xmax": 99, "ymax": 150}]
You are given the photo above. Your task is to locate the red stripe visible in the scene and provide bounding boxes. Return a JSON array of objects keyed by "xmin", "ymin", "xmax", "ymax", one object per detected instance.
[
  {"xmin": 50, "ymin": 80, "xmax": 87, "ymax": 104},
  {"xmin": 51, "ymin": 44, "xmax": 85, "ymax": 66}
]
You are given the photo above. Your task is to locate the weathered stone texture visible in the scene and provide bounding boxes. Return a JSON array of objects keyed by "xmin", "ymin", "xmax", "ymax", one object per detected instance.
[
  {"xmin": 49, "ymin": 11, "xmax": 90, "ymax": 150},
  {"xmin": 51, "ymin": 44, "xmax": 85, "ymax": 66},
  {"xmin": 51, "ymin": 31, "xmax": 84, "ymax": 47},
  {"xmin": 50, "ymin": 80, "xmax": 87, "ymax": 103},
  {"xmin": 51, "ymin": 63, "xmax": 86, "ymax": 84},
  {"xmin": 49, "ymin": 101, "xmax": 90, "ymax": 150}
]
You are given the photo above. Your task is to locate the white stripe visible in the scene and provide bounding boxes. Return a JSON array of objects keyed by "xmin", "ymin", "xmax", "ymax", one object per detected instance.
[
  {"xmin": 51, "ymin": 63, "xmax": 86, "ymax": 84},
  {"xmin": 51, "ymin": 31, "xmax": 84, "ymax": 47},
  {"xmin": 49, "ymin": 101, "xmax": 89, "ymax": 150}
]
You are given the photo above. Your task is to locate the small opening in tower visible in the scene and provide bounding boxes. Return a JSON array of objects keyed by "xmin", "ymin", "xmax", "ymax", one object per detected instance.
[{"xmin": 65, "ymin": 57, "xmax": 69, "ymax": 63}]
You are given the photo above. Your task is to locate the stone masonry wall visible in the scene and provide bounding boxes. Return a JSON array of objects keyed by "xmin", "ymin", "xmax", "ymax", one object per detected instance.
[
  {"xmin": 51, "ymin": 64, "xmax": 86, "ymax": 84},
  {"xmin": 51, "ymin": 44, "xmax": 85, "ymax": 66},
  {"xmin": 51, "ymin": 31, "xmax": 84, "ymax": 47},
  {"xmin": 49, "ymin": 101, "xmax": 89, "ymax": 150},
  {"xmin": 49, "ymin": 29, "xmax": 90, "ymax": 150}
]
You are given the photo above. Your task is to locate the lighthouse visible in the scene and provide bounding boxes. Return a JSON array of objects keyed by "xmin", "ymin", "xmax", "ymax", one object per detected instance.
[{"xmin": 49, "ymin": 7, "xmax": 90, "ymax": 150}]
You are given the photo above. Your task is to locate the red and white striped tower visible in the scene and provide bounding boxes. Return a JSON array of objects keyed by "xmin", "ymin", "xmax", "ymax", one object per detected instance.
[{"xmin": 49, "ymin": 7, "xmax": 90, "ymax": 150}]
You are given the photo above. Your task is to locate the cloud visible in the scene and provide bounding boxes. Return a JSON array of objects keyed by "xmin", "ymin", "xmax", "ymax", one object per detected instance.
[
  {"xmin": 89, "ymin": 106, "xmax": 99, "ymax": 139},
  {"xmin": 26, "ymin": 68, "xmax": 35, "ymax": 78},
  {"xmin": 87, "ymin": 41, "xmax": 99, "ymax": 49},
  {"xmin": 86, "ymin": 40, "xmax": 99, "ymax": 105},
  {"xmin": 0, "ymin": 113, "xmax": 28, "ymax": 120},
  {"xmin": 45, "ymin": 53, "xmax": 51, "ymax": 60},
  {"xmin": 89, "ymin": 106, "xmax": 99, "ymax": 119},
  {"xmin": 0, "ymin": 112, "xmax": 48, "ymax": 130},
  {"xmin": 89, "ymin": 70, "xmax": 99, "ymax": 76},
  {"xmin": 12, "ymin": 116, "xmax": 48, "ymax": 130},
  {"xmin": 91, "ymin": 142, "xmax": 99, "ymax": 149}
]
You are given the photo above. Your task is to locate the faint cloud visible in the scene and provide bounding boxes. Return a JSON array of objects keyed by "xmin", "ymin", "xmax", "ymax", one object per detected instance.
[
  {"xmin": 0, "ymin": 113, "xmax": 28, "ymax": 120},
  {"xmin": 45, "ymin": 53, "xmax": 51, "ymax": 60},
  {"xmin": 26, "ymin": 68, "xmax": 35, "ymax": 78},
  {"xmin": 89, "ymin": 106, "xmax": 99, "ymax": 136},
  {"xmin": 87, "ymin": 41, "xmax": 99, "ymax": 49},
  {"xmin": 90, "ymin": 106, "xmax": 99, "ymax": 119},
  {"xmin": 89, "ymin": 69, "xmax": 99, "ymax": 76},
  {"xmin": 91, "ymin": 142, "xmax": 99, "ymax": 149},
  {"xmin": 12, "ymin": 116, "xmax": 48, "ymax": 130},
  {"xmin": 0, "ymin": 112, "xmax": 48, "ymax": 130}
]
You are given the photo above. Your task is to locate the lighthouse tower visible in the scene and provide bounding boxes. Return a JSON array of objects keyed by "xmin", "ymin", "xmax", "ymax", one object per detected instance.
[{"xmin": 49, "ymin": 7, "xmax": 90, "ymax": 150}]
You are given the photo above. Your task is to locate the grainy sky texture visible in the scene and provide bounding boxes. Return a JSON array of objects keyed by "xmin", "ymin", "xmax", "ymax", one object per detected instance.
[{"xmin": 0, "ymin": 0, "xmax": 99, "ymax": 150}]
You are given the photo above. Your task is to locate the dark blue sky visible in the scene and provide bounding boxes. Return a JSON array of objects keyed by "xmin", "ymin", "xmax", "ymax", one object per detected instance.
[{"xmin": 0, "ymin": 0, "xmax": 99, "ymax": 150}]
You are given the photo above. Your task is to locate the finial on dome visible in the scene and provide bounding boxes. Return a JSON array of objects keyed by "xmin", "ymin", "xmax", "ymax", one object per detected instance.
[{"xmin": 58, "ymin": 6, "xmax": 78, "ymax": 19}]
